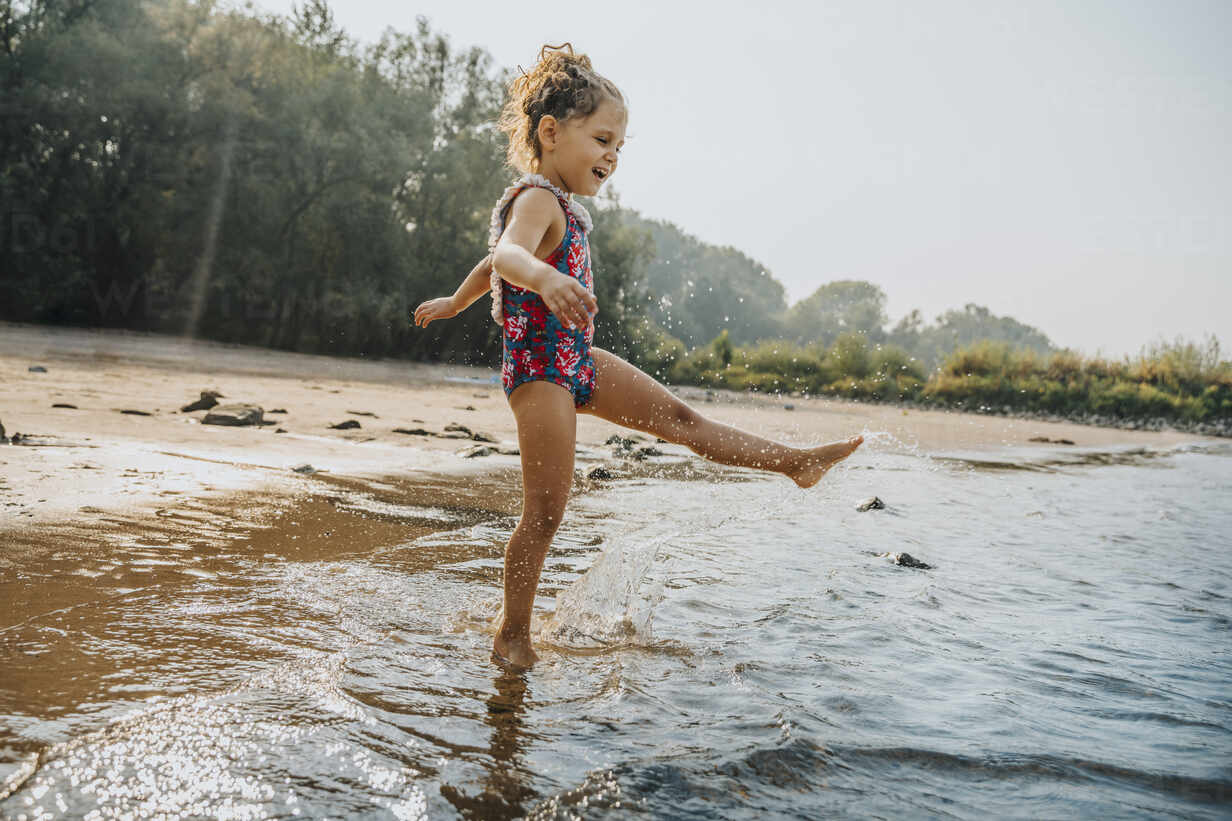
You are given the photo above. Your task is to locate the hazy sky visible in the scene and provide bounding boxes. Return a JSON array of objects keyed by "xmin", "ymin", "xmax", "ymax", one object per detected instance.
[{"xmin": 257, "ymin": 0, "xmax": 1230, "ymax": 357}]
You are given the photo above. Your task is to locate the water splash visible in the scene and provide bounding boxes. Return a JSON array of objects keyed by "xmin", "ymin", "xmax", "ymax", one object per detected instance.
[
  {"xmin": 466, "ymin": 431, "xmax": 912, "ymax": 652},
  {"xmin": 540, "ymin": 533, "xmax": 668, "ymax": 649},
  {"xmin": 538, "ymin": 453, "xmax": 870, "ymax": 650}
]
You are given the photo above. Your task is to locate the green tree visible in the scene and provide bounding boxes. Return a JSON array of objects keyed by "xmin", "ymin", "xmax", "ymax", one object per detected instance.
[
  {"xmin": 892, "ymin": 303, "xmax": 1054, "ymax": 370},
  {"xmin": 601, "ymin": 208, "xmax": 787, "ymax": 348},
  {"xmin": 782, "ymin": 280, "xmax": 888, "ymax": 347}
]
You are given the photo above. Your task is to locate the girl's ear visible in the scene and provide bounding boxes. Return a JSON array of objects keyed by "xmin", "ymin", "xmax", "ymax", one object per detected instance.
[{"xmin": 537, "ymin": 115, "xmax": 559, "ymax": 152}]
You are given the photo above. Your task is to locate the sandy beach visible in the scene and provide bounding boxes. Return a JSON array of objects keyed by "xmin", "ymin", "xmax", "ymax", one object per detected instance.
[{"xmin": 1, "ymin": 320, "xmax": 1214, "ymax": 543}]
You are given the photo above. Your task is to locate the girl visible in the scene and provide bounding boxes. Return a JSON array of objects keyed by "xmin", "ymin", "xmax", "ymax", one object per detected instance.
[{"xmin": 413, "ymin": 45, "xmax": 863, "ymax": 670}]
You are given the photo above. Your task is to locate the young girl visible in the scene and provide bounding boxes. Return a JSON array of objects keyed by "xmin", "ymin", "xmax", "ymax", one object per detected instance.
[{"xmin": 413, "ymin": 45, "xmax": 863, "ymax": 669}]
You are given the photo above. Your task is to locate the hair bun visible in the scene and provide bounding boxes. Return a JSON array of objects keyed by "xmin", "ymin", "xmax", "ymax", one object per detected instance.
[{"xmin": 497, "ymin": 44, "xmax": 624, "ymax": 175}]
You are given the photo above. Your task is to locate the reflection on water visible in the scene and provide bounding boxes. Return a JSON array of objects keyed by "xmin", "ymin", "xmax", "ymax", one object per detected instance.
[{"xmin": 2, "ymin": 440, "xmax": 1231, "ymax": 818}]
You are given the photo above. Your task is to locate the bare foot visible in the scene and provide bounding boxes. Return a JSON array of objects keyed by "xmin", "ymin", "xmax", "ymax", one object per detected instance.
[
  {"xmin": 788, "ymin": 435, "xmax": 864, "ymax": 489},
  {"xmin": 493, "ymin": 631, "xmax": 539, "ymax": 670}
]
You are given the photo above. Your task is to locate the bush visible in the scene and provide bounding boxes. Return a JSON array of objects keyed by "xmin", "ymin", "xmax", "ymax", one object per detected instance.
[
  {"xmin": 663, "ymin": 332, "xmax": 1231, "ymax": 429},
  {"xmin": 629, "ymin": 319, "xmax": 686, "ymax": 382},
  {"xmin": 826, "ymin": 332, "xmax": 873, "ymax": 380}
]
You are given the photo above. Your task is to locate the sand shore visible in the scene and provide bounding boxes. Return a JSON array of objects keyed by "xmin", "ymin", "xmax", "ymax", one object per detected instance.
[{"xmin": 0, "ymin": 321, "xmax": 1214, "ymax": 540}]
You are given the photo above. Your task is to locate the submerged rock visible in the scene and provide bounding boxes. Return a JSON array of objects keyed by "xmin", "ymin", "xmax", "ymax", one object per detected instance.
[
  {"xmin": 28, "ymin": 365, "xmax": 47, "ymax": 373},
  {"xmin": 890, "ymin": 552, "xmax": 932, "ymax": 570},
  {"xmin": 470, "ymin": 430, "xmax": 498, "ymax": 443},
  {"xmin": 345, "ymin": 409, "xmax": 378, "ymax": 417},
  {"xmin": 586, "ymin": 464, "xmax": 617, "ymax": 480},
  {"xmin": 291, "ymin": 463, "xmax": 317, "ymax": 474},
  {"xmin": 444, "ymin": 422, "xmax": 473, "ymax": 436},
  {"xmin": 51, "ymin": 403, "xmax": 77, "ymax": 409},
  {"xmin": 392, "ymin": 427, "xmax": 432, "ymax": 436},
  {"xmin": 119, "ymin": 409, "xmax": 152, "ymax": 416},
  {"xmin": 605, "ymin": 433, "xmax": 648, "ymax": 448},
  {"xmin": 856, "ymin": 496, "xmax": 886, "ymax": 512},
  {"xmin": 457, "ymin": 444, "xmax": 495, "ymax": 458},
  {"xmin": 328, "ymin": 419, "xmax": 361, "ymax": 430},
  {"xmin": 203, "ymin": 404, "xmax": 264, "ymax": 426},
  {"xmin": 0, "ymin": 419, "xmax": 6, "ymax": 444}
]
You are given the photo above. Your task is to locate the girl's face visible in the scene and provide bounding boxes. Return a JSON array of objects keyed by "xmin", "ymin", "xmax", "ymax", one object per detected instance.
[{"xmin": 539, "ymin": 98, "xmax": 627, "ymax": 196}]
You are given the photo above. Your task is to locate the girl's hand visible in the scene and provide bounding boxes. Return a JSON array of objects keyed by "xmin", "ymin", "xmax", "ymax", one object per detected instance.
[
  {"xmin": 412, "ymin": 296, "xmax": 460, "ymax": 328},
  {"xmin": 540, "ymin": 272, "xmax": 598, "ymax": 330}
]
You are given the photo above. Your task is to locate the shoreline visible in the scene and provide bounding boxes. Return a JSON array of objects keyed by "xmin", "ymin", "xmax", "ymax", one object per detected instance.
[{"xmin": 0, "ymin": 321, "xmax": 1217, "ymax": 541}]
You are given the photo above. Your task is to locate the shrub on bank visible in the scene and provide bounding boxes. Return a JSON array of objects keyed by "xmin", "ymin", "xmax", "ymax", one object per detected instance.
[{"xmin": 661, "ymin": 332, "xmax": 1230, "ymax": 431}]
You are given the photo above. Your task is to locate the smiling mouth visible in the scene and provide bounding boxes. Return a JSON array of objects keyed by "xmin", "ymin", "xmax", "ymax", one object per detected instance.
[{"xmin": 592, "ymin": 167, "xmax": 609, "ymax": 182}]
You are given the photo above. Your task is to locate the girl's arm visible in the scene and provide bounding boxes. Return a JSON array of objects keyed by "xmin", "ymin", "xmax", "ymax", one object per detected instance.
[
  {"xmin": 411, "ymin": 254, "xmax": 493, "ymax": 328},
  {"xmin": 493, "ymin": 188, "xmax": 597, "ymax": 330}
]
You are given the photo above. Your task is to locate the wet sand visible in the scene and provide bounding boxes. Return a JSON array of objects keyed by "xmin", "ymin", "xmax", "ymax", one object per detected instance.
[{"xmin": 1, "ymin": 320, "xmax": 1213, "ymax": 546}]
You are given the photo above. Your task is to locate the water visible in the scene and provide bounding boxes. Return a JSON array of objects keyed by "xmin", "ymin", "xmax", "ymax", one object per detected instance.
[{"xmin": 2, "ymin": 437, "xmax": 1231, "ymax": 819}]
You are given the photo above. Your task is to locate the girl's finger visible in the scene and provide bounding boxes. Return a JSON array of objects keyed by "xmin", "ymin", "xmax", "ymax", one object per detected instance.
[{"xmin": 576, "ymin": 289, "xmax": 596, "ymax": 312}]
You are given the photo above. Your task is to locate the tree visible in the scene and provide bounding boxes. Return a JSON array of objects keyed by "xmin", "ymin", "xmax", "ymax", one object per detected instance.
[
  {"xmin": 601, "ymin": 208, "xmax": 787, "ymax": 349},
  {"xmin": 781, "ymin": 280, "xmax": 888, "ymax": 347},
  {"xmin": 898, "ymin": 303, "xmax": 1053, "ymax": 369}
]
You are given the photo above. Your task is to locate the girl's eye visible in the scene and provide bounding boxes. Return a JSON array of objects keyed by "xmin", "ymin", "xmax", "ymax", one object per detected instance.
[{"xmin": 596, "ymin": 137, "xmax": 608, "ymax": 145}]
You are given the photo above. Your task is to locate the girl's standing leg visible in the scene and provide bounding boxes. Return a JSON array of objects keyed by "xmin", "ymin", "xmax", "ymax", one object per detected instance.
[
  {"xmin": 579, "ymin": 348, "xmax": 861, "ymax": 486},
  {"xmin": 495, "ymin": 379, "xmax": 578, "ymax": 669}
]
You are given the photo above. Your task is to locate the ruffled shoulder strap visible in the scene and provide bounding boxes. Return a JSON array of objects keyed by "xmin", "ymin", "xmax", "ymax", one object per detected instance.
[
  {"xmin": 487, "ymin": 173, "xmax": 593, "ymax": 250},
  {"xmin": 486, "ymin": 174, "xmax": 594, "ymax": 326}
]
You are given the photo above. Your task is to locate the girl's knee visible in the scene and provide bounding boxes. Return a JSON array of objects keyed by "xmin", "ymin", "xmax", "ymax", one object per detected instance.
[
  {"xmin": 519, "ymin": 489, "xmax": 569, "ymax": 535},
  {"xmin": 670, "ymin": 400, "xmax": 701, "ymax": 430},
  {"xmin": 519, "ymin": 507, "xmax": 565, "ymax": 536}
]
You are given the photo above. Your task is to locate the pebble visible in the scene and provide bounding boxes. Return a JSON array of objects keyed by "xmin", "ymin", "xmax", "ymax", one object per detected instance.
[
  {"xmin": 180, "ymin": 390, "xmax": 222, "ymax": 413},
  {"xmin": 203, "ymin": 404, "xmax": 264, "ymax": 426}
]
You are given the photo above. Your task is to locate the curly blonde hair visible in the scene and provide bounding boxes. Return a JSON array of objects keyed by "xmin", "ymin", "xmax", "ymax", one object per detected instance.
[{"xmin": 497, "ymin": 43, "xmax": 625, "ymax": 174}]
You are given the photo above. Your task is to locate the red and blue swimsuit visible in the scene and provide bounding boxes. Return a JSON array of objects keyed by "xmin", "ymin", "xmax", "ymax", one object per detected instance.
[{"xmin": 488, "ymin": 176, "xmax": 597, "ymax": 409}]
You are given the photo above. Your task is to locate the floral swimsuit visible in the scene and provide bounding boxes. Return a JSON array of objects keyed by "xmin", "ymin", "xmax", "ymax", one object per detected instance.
[{"xmin": 488, "ymin": 174, "xmax": 597, "ymax": 409}]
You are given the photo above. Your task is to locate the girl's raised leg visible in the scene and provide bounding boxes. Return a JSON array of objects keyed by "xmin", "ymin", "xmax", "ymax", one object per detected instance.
[
  {"xmin": 579, "ymin": 348, "xmax": 861, "ymax": 487},
  {"xmin": 495, "ymin": 380, "xmax": 578, "ymax": 669}
]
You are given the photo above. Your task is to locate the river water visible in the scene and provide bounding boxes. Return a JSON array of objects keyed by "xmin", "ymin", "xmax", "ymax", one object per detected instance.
[{"xmin": 2, "ymin": 435, "xmax": 1230, "ymax": 819}]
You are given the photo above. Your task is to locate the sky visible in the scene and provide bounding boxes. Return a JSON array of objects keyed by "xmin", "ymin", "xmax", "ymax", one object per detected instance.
[{"xmin": 255, "ymin": 0, "xmax": 1230, "ymax": 358}]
